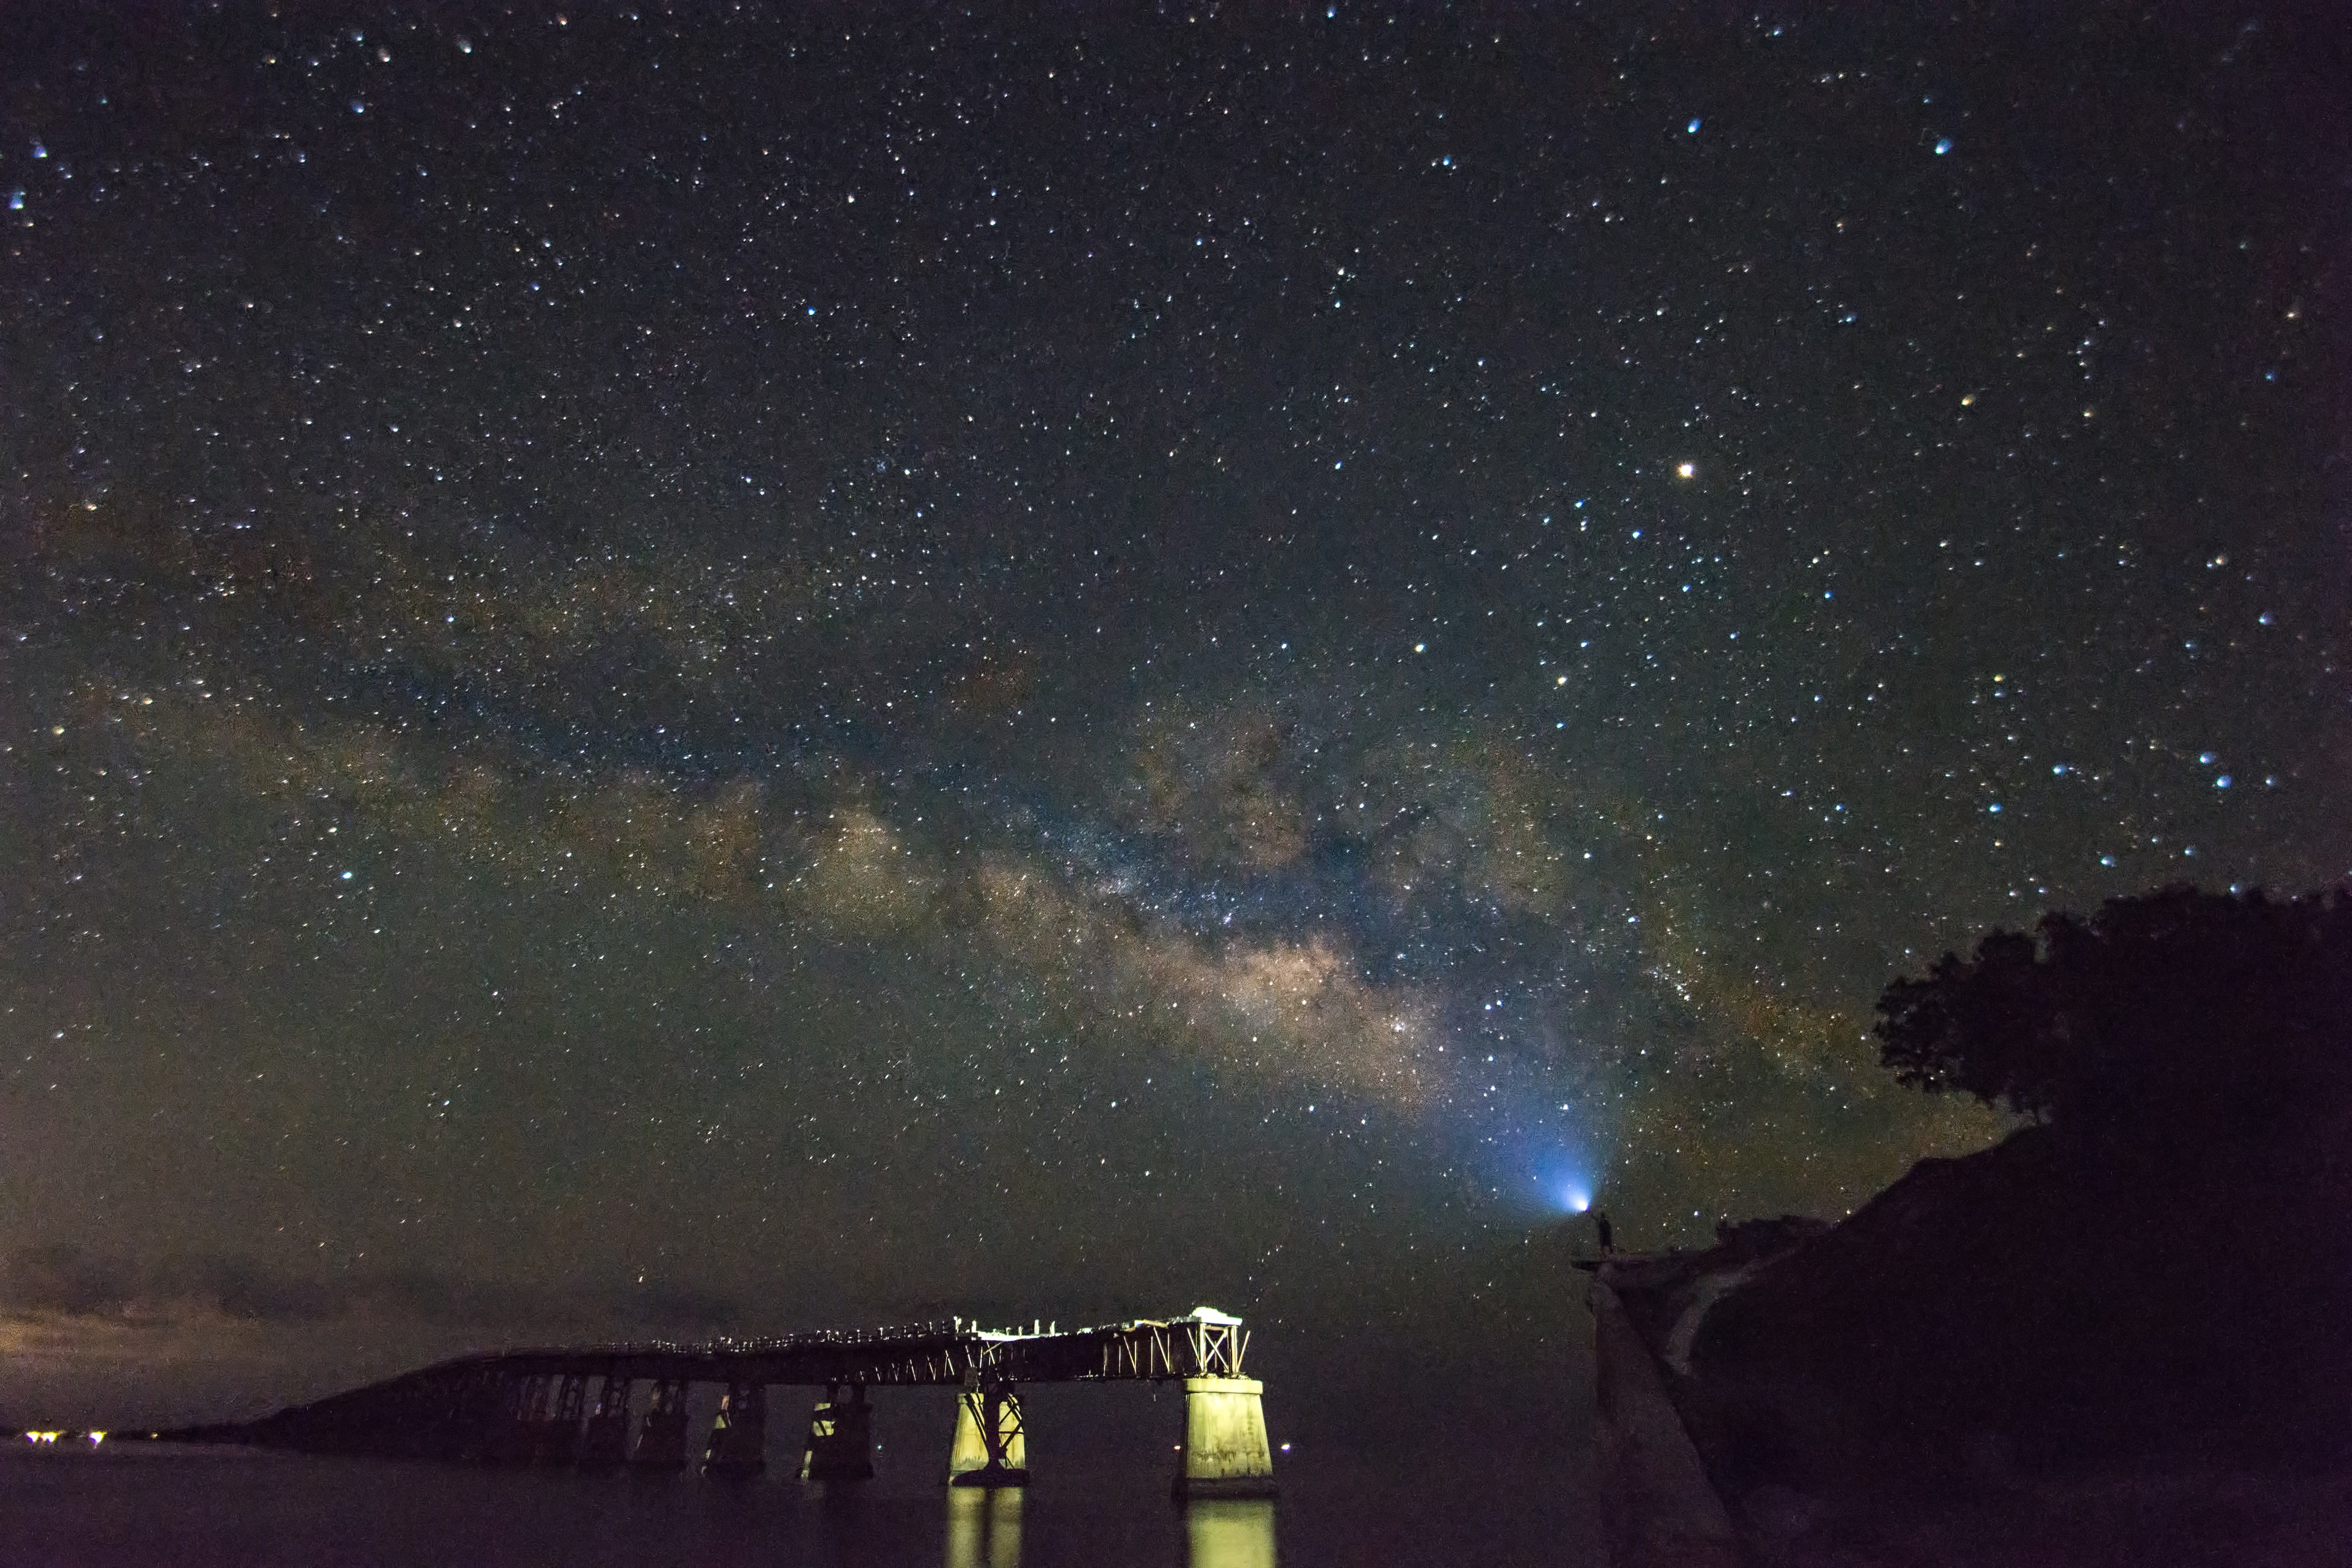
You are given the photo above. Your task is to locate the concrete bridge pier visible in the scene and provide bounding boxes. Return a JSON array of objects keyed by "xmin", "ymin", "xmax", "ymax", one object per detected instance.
[
  {"xmin": 577, "ymin": 1374, "xmax": 632, "ymax": 1468},
  {"xmin": 946, "ymin": 1379, "xmax": 1028, "ymax": 1488},
  {"xmin": 702, "ymin": 1380, "xmax": 768, "ymax": 1477},
  {"xmin": 631, "ymin": 1377, "xmax": 691, "ymax": 1469},
  {"xmin": 446, "ymin": 1366, "xmax": 513, "ymax": 1462},
  {"xmin": 799, "ymin": 1383, "xmax": 875, "ymax": 1481},
  {"xmin": 1171, "ymin": 1377, "xmax": 1277, "ymax": 1500},
  {"xmin": 537, "ymin": 1373, "xmax": 588, "ymax": 1465},
  {"xmin": 486, "ymin": 1373, "xmax": 551, "ymax": 1465}
]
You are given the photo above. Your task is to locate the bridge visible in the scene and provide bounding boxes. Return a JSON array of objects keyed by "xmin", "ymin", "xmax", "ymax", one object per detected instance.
[{"xmin": 174, "ymin": 1306, "xmax": 1276, "ymax": 1499}]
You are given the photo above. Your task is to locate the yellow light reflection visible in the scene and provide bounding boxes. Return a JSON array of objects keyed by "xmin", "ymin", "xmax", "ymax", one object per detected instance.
[{"xmin": 1187, "ymin": 1499, "xmax": 1277, "ymax": 1568}]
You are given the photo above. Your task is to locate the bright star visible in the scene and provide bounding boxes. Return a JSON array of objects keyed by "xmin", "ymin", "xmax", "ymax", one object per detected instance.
[{"xmin": 1676, "ymin": 462, "xmax": 1695, "ymax": 479}]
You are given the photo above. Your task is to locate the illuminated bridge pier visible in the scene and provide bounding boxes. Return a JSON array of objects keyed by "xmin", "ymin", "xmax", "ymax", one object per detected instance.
[{"xmin": 197, "ymin": 1306, "xmax": 1275, "ymax": 1499}]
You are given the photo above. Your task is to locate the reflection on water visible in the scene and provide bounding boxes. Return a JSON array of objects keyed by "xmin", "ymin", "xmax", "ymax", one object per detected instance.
[
  {"xmin": 943, "ymin": 1486, "xmax": 1022, "ymax": 1568},
  {"xmin": 942, "ymin": 1488, "xmax": 1274, "ymax": 1568},
  {"xmin": 1186, "ymin": 1498, "xmax": 1277, "ymax": 1568},
  {"xmin": 0, "ymin": 1442, "xmax": 1613, "ymax": 1566}
]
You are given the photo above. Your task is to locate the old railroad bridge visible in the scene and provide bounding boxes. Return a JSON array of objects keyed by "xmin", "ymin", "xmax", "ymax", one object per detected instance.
[{"xmin": 187, "ymin": 1305, "xmax": 1275, "ymax": 1498}]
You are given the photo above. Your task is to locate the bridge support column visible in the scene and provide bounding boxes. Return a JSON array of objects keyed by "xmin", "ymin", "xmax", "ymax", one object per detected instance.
[
  {"xmin": 578, "ymin": 1374, "xmax": 631, "ymax": 1468},
  {"xmin": 488, "ymin": 1374, "xmax": 550, "ymax": 1465},
  {"xmin": 702, "ymin": 1380, "xmax": 767, "ymax": 1477},
  {"xmin": 800, "ymin": 1384, "xmax": 874, "ymax": 1481},
  {"xmin": 538, "ymin": 1373, "xmax": 588, "ymax": 1465},
  {"xmin": 1172, "ymin": 1377, "xmax": 1276, "ymax": 1500},
  {"xmin": 947, "ymin": 1380, "xmax": 1027, "ymax": 1487},
  {"xmin": 447, "ymin": 1366, "xmax": 510, "ymax": 1462},
  {"xmin": 631, "ymin": 1378, "xmax": 691, "ymax": 1469}
]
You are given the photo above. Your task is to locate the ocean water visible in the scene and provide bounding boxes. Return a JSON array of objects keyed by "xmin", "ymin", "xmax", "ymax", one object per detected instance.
[{"xmin": 0, "ymin": 1438, "xmax": 1600, "ymax": 1567}]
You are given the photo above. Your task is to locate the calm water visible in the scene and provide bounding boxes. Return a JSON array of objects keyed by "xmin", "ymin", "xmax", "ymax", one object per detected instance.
[{"xmin": 0, "ymin": 1441, "xmax": 1599, "ymax": 1567}]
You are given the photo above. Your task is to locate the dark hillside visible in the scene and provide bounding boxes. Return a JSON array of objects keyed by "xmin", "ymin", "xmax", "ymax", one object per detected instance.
[{"xmin": 1687, "ymin": 1108, "xmax": 2352, "ymax": 1491}]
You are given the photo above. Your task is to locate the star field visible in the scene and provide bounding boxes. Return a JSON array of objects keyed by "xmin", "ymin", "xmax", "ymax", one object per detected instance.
[{"xmin": 2, "ymin": 5, "xmax": 2346, "ymax": 1418}]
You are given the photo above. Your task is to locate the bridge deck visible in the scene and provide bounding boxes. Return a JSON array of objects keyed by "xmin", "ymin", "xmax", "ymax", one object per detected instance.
[{"xmin": 395, "ymin": 1307, "xmax": 1250, "ymax": 1389}]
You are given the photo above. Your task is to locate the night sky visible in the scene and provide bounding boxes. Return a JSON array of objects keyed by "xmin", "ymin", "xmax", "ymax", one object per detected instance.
[{"xmin": 3, "ymin": 5, "xmax": 2347, "ymax": 1425}]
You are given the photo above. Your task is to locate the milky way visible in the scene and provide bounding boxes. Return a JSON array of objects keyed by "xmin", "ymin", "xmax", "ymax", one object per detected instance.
[{"xmin": 2, "ymin": 6, "xmax": 2345, "ymax": 1419}]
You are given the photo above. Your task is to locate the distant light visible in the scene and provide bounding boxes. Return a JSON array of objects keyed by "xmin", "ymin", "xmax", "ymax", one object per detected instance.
[
  {"xmin": 2198, "ymin": 751, "xmax": 2217, "ymax": 765},
  {"xmin": 1934, "ymin": 138, "xmax": 1953, "ymax": 155},
  {"xmin": 340, "ymin": 870, "xmax": 354, "ymax": 880},
  {"xmin": 1676, "ymin": 462, "xmax": 1695, "ymax": 479},
  {"xmin": 2215, "ymin": 775, "xmax": 2232, "ymax": 789},
  {"xmin": 1988, "ymin": 803, "xmax": 2003, "ymax": 813},
  {"xmin": 350, "ymin": 100, "xmax": 366, "ymax": 113},
  {"xmin": 1413, "ymin": 642, "xmax": 1426, "ymax": 653},
  {"xmin": 1686, "ymin": 118, "xmax": 1701, "ymax": 134}
]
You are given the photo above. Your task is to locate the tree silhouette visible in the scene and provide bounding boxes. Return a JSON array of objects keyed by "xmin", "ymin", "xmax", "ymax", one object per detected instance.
[{"xmin": 1875, "ymin": 884, "xmax": 2352, "ymax": 1143}]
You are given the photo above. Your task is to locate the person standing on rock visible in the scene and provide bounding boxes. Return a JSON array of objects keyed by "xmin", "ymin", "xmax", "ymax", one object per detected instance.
[{"xmin": 1594, "ymin": 1209, "xmax": 1614, "ymax": 1256}]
